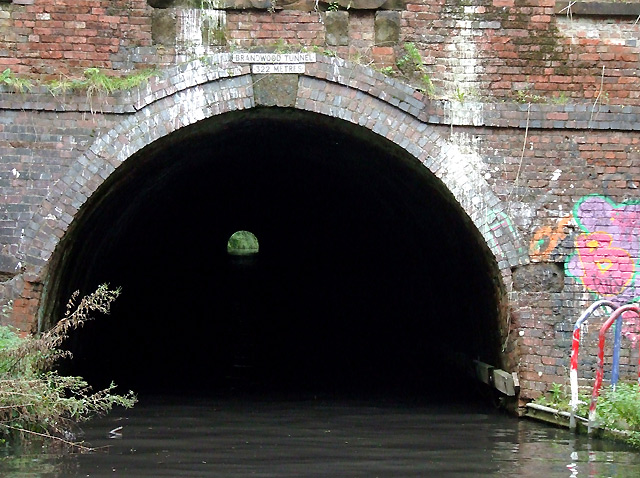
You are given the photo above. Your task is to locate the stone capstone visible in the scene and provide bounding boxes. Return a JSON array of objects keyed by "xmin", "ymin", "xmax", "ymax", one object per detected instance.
[
  {"xmin": 148, "ymin": 0, "xmax": 180, "ymax": 7},
  {"xmin": 277, "ymin": 0, "xmax": 316, "ymax": 9},
  {"xmin": 325, "ymin": 11, "xmax": 349, "ymax": 47},
  {"xmin": 152, "ymin": 9, "xmax": 178, "ymax": 46},
  {"xmin": 375, "ymin": 11, "xmax": 400, "ymax": 46},
  {"xmin": 148, "ymin": 0, "xmax": 403, "ymax": 9},
  {"xmin": 380, "ymin": 0, "xmax": 405, "ymax": 10},
  {"xmin": 252, "ymin": 74, "xmax": 298, "ymax": 107},
  {"xmin": 320, "ymin": 0, "xmax": 386, "ymax": 9},
  {"xmin": 216, "ymin": 0, "xmax": 273, "ymax": 9},
  {"xmin": 150, "ymin": 0, "xmax": 274, "ymax": 9}
]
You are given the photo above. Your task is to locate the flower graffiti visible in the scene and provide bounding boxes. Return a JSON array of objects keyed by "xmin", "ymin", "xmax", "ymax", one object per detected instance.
[
  {"xmin": 565, "ymin": 195, "xmax": 640, "ymax": 342},
  {"xmin": 573, "ymin": 231, "xmax": 635, "ymax": 298}
]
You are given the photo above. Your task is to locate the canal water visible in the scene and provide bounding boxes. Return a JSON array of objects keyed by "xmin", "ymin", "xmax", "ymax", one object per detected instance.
[{"xmin": 2, "ymin": 393, "xmax": 640, "ymax": 477}]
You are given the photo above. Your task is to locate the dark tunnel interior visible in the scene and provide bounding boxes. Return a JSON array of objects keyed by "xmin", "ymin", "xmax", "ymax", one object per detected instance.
[{"xmin": 46, "ymin": 108, "xmax": 504, "ymax": 401}]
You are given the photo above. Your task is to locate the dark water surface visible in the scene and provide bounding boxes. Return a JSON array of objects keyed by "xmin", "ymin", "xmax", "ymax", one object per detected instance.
[{"xmin": 2, "ymin": 395, "xmax": 640, "ymax": 477}]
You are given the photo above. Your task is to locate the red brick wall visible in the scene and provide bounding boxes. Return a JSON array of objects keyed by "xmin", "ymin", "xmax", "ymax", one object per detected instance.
[
  {"xmin": 0, "ymin": 0, "xmax": 151, "ymax": 76},
  {"xmin": 445, "ymin": 124, "xmax": 640, "ymax": 399},
  {"xmin": 400, "ymin": 0, "xmax": 640, "ymax": 104},
  {"xmin": 1, "ymin": 1, "xmax": 639, "ymax": 104},
  {"xmin": 226, "ymin": 10, "xmax": 325, "ymax": 47}
]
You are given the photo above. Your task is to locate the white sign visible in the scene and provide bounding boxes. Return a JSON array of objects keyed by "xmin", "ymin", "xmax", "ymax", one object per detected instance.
[
  {"xmin": 232, "ymin": 52, "xmax": 316, "ymax": 64},
  {"xmin": 252, "ymin": 63, "xmax": 306, "ymax": 74}
]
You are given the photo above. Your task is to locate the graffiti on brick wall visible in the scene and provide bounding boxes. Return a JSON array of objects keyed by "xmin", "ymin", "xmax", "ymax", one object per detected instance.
[
  {"xmin": 529, "ymin": 215, "xmax": 572, "ymax": 261},
  {"xmin": 565, "ymin": 195, "xmax": 640, "ymax": 342}
]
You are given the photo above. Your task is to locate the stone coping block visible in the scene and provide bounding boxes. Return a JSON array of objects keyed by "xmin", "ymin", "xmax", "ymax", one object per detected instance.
[
  {"xmin": 555, "ymin": 1, "xmax": 640, "ymax": 16},
  {"xmin": 147, "ymin": 0, "xmax": 404, "ymax": 9},
  {"xmin": 325, "ymin": 11, "xmax": 349, "ymax": 46},
  {"xmin": 375, "ymin": 11, "xmax": 401, "ymax": 46}
]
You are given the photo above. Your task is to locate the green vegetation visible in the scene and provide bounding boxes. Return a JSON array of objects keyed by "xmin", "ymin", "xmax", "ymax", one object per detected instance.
[
  {"xmin": 227, "ymin": 230, "xmax": 259, "ymax": 255},
  {"xmin": 47, "ymin": 67, "xmax": 159, "ymax": 98},
  {"xmin": 0, "ymin": 69, "xmax": 33, "ymax": 94},
  {"xmin": 513, "ymin": 89, "xmax": 572, "ymax": 105},
  {"xmin": 272, "ymin": 38, "xmax": 289, "ymax": 54},
  {"xmin": 395, "ymin": 43, "xmax": 435, "ymax": 97},
  {"xmin": 596, "ymin": 383, "xmax": 640, "ymax": 445},
  {"xmin": 396, "ymin": 42, "xmax": 423, "ymax": 75},
  {"xmin": 419, "ymin": 73, "xmax": 435, "ymax": 97},
  {"xmin": 514, "ymin": 89, "xmax": 545, "ymax": 104},
  {"xmin": 0, "ymin": 285, "xmax": 135, "ymax": 449},
  {"xmin": 535, "ymin": 382, "xmax": 640, "ymax": 447},
  {"xmin": 0, "ymin": 67, "xmax": 158, "ymax": 97},
  {"xmin": 551, "ymin": 92, "xmax": 569, "ymax": 105}
]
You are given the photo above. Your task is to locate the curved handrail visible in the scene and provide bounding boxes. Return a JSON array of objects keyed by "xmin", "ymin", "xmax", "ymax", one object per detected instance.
[
  {"xmin": 569, "ymin": 300, "xmax": 617, "ymax": 430},
  {"xmin": 588, "ymin": 304, "xmax": 640, "ymax": 434}
]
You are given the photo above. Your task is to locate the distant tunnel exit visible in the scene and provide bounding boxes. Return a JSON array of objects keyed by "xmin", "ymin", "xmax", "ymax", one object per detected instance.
[{"xmin": 45, "ymin": 108, "xmax": 505, "ymax": 398}]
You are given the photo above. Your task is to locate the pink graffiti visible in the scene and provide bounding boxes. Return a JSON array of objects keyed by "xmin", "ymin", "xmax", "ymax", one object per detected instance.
[
  {"xmin": 566, "ymin": 195, "xmax": 640, "ymax": 342},
  {"xmin": 575, "ymin": 232, "xmax": 635, "ymax": 297}
]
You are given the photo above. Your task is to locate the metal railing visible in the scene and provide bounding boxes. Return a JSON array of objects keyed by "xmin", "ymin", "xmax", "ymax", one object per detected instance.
[
  {"xmin": 587, "ymin": 304, "xmax": 640, "ymax": 433},
  {"xmin": 569, "ymin": 300, "xmax": 617, "ymax": 430}
]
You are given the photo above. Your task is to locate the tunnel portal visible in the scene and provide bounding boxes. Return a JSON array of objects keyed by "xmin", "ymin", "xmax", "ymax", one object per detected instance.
[{"xmin": 46, "ymin": 108, "xmax": 504, "ymax": 398}]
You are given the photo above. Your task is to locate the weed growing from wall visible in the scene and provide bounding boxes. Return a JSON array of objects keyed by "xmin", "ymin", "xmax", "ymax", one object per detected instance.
[
  {"xmin": 0, "ymin": 69, "xmax": 33, "ymax": 94},
  {"xmin": 395, "ymin": 43, "xmax": 435, "ymax": 97},
  {"xmin": 396, "ymin": 42, "xmax": 422, "ymax": 74},
  {"xmin": 0, "ymin": 68, "xmax": 158, "ymax": 99},
  {"xmin": 48, "ymin": 68, "xmax": 159, "ymax": 97},
  {"xmin": 0, "ymin": 285, "xmax": 136, "ymax": 450}
]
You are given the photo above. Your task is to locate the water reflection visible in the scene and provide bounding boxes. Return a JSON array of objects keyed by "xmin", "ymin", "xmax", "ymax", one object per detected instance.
[{"xmin": 2, "ymin": 397, "xmax": 639, "ymax": 477}]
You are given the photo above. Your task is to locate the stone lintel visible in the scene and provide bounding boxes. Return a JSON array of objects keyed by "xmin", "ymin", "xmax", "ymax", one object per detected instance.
[{"xmin": 252, "ymin": 73, "xmax": 299, "ymax": 107}]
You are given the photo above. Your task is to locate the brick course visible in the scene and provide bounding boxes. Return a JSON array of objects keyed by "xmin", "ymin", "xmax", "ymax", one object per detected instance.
[
  {"xmin": 0, "ymin": 1, "xmax": 639, "ymax": 104},
  {"xmin": 1, "ymin": 1, "xmax": 640, "ymax": 403}
]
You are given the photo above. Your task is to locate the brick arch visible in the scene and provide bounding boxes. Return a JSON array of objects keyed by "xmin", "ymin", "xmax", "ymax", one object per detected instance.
[{"xmin": 20, "ymin": 54, "xmax": 528, "ymax": 284}]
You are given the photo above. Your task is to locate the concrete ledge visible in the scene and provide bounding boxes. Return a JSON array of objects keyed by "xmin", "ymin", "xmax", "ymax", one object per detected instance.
[
  {"xmin": 555, "ymin": 1, "xmax": 640, "ymax": 17},
  {"xmin": 525, "ymin": 402, "xmax": 588, "ymax": 429},
  {"xmin": 525, "ymin": 402, "xmax": 637, "ymax": 446}
]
